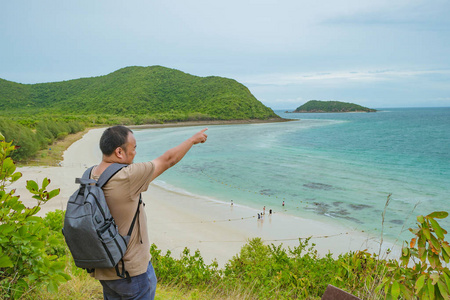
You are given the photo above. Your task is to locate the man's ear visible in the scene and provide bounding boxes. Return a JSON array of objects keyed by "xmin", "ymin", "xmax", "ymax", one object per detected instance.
[{"xmin": 114, "ymin": 147, "xmax": 124, "ymax": 159}]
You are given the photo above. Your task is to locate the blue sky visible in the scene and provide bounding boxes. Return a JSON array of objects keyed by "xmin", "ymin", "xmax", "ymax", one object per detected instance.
[{"xmin": 1, "ymin": 0, "xmax": 449, "ymax": 109}]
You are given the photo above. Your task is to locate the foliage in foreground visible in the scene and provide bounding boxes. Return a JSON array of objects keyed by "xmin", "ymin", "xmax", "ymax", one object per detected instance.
[
  {"xmin": 10, "ymin": 211, "xmax": 450, "ymax": 300},
  {"xmin": 150, "ymin": 236, "xmax": 380, "ymax": 299},
  {"xmin": 0, "ymin": 134, "xmax": 70, "ymax": 299},
  {"xmin": 151, "ymin": 213, "xmax": 450, "ymax": 299},
  {"xmin": 379, "ymin": 211, "xmax": 450, "ymax": 299}
]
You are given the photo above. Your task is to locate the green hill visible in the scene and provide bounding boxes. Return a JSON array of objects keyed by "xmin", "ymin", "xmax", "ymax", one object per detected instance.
[
  {"xmin": 0, "ymin": 66, "xmax": 279, "ymax": 121},
  {"xmin": 293, "ymin": 100, "xmax": 376, "ymax": 113}
]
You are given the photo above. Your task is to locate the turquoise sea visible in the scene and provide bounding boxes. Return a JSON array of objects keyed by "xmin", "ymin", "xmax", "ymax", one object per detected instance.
[{"xmin": 134, "ymin": 107, "xmax": 450, "ymax": 242}]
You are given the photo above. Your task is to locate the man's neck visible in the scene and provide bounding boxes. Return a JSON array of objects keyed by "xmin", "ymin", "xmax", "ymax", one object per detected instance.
[{"xmin": 93, "ymin": 157, "xmax": 123, "ymax": 177}]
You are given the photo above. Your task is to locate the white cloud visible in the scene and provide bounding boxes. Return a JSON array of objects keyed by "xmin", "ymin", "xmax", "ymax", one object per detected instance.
[
  {"xmin": 238, "ymin": 69, "xmax": 450, "ymax": 86},
  {"xmin": 435, "ymin": 97, "xmax": 450, "ymax": 101},
  {"xmin": 268, "ymin": 97, "xmax": 305, "ymax": 105}
]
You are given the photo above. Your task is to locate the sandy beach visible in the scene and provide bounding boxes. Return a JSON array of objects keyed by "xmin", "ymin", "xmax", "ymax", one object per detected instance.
[{"xmin": 11, "ymin": 127, "xmax": 400, "ymax": 267}]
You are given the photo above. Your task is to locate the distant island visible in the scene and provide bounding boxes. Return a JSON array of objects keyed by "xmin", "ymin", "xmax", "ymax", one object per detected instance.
[{"xmin": 292, "ymin": 100, "xmax": 377, "ymax": 113}]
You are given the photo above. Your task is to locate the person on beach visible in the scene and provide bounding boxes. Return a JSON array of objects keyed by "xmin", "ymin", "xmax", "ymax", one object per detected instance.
[{"xmin": 91, "ymin": 125, "xmax": 208, "ymax": 300}]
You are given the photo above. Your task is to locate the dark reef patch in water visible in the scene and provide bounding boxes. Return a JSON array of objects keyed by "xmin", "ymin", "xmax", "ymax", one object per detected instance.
[
  {"xmin": 348, "ymin": 204, "xmax": 373, "ymax": 210},
  {"xmin": 304, "ymin": 201, "xmax": 362, "ymax": 223},
  {"xmin": 259, "ymin": 189, "xmax": 274, "ymax": 196},
  {"xmin": 303, "ymin": 182, "xmax": 335, "ymax": 191},
  {"xmin": 389, "ymin": 219, "xmax": 404, "ymax": 225}
]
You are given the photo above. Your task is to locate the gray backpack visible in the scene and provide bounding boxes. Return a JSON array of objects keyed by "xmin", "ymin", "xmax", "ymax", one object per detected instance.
[{"xmin": 62, "ymin": 163, "xmax": 140, "ymax": 280}]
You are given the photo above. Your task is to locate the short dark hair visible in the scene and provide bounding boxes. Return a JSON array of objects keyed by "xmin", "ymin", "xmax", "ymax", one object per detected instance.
[{"xmin": 99, "ymin": 126, "xmax": 133, "ymax": 156}]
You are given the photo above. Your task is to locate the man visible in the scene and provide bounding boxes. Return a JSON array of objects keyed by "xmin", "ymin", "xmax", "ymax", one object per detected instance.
[{"xmin": 91, "ymin": 125, "xmax": 208, "ymax": 299}]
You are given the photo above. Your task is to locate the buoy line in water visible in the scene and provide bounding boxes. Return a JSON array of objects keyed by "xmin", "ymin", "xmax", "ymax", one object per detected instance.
[
  {"xmin": 196, "ymin": 232, "xmax": 350, "ymax": 243},
  {"xmin": 151, "ymin": 215, "xmax": 259, "ymax": 224}
]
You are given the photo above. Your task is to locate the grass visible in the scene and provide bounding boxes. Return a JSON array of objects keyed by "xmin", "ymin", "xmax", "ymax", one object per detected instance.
[
  {"xmin": 27, "ymin": 271, "xmax": 256, "ymax": 300},
  {"xmin": 26, "ymin": 267, "xmax": 103, "ymax": 300},
  {"xmin": 154, "ymin": 285, "xmax": 261, "ymax": 300}
]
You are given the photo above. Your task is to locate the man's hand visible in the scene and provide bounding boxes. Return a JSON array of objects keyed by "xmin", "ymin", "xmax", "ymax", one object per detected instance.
[
  {"xmin": 190, "ymin": 128, "xmax": 208, "ymax": 144},
  {"xmin": 151, "ymin": 128, "xmax": 208, "ymax": 181}
]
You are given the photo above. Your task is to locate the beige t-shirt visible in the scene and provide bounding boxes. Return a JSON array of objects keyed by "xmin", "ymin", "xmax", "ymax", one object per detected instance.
[{"xmin": 91, "ymin": 161, "xmax": 154, "ymax": 280}]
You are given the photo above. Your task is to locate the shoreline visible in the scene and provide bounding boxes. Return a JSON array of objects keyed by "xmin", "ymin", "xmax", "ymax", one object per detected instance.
[
  {"xmin": 128, "ymin": 117, "xmax": 295, "ymax": 129},
  {"xmin": 11, "ymin": 125, "xmax": 400, "ymax": 267}
]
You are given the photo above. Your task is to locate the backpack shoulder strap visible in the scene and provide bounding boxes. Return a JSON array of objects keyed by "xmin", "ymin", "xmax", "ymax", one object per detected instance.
[
  {"xmin": 97, "ymin": 163, "xmax": 128, "ymax": 188},
  {"xmin": 82, "ymin": 166, "xmax": 95, "ymax": 179},
  {"xmin": 75, "ymin": 166, "xmax": 96, "ymax": 185}
]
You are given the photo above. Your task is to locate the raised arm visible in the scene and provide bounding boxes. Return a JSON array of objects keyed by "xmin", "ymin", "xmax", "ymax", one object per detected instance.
[{"xmin": 150, "ymin": 128, "xmax": 208, "ymax": 181}]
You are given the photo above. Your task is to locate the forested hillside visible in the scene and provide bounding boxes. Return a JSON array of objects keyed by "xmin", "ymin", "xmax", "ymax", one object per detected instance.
[
  {"xmin": 294, "ymin": 100, "xmax": 376, "ymax": 113},
  {"xmin": 0, "ymin": 66, "xmax": 278, "ymax": 121},
  {"xmin": 0, "ymin": 66, "xmax": 280, "ymax": 160}
]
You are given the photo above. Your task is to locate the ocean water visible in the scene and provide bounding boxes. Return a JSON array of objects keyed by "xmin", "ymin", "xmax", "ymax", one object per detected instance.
[{"xmin": 134, "ymin": 107, "xmax": 450, "ymax": 242}]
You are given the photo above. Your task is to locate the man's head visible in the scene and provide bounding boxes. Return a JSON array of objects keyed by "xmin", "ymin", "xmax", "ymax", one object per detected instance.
[{"xmin": 100, "ymin": 126, "xmax": 136, "ymax": 164}]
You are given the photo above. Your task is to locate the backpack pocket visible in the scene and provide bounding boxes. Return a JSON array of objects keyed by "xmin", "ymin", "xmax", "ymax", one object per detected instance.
[{"xmin": 97, "ymin": 222, "xmax": 128, "ymax": 268}]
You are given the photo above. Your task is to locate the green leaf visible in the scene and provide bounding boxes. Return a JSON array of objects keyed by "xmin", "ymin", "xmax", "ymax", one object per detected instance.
[
  {"xmin": 0, "ymin": 223, "xmax": 15, "ymax": 234},
  {"xmin": 63, "ymin": 273, "xmax": 72, "ymax": 281},
  {"xmin": 443, "ymin": 243, "xmax": 450, "ymax": 257},
  {"xmin": 27, "ymin": 216, "xmax": 42, "ymax": 223},
  {"xmin": 31, "ymin": 241, "xmax": 44, "ymax": 248},
  {"xmin": 10, "ymin": 172, "xmax": 22, "ymax": 182},
  {"xmin": 391, "ymin": 281, "xmax": 400, "ymax": 299},
  {"xmin": 430, "ymin": 218, "xmax": 445, "ymax": 239},
  {"xmin": 442, "ymin": 249, "xmax": 449, "ymax": 263},
  {"xmin": 418, "ymin": 235, "xmax": 427, "ymax": 248},
  {"xmin": 400, "ymin": 285, "xmax": 414, "ymax": 299},
  {"xmin": 430, "ymin": 273, "xmax": 440, "ymax": 285},
  {"xmin": 430, "ymin": 235, "xmax": 441, "ymax": 252},
  {"xmin": 0, "ymin": 254, "xmax": 14, "ymax": 268},
  {"xmin": 53, "ymin": 274, "xmax": 69, "ymax": 284},
  {"xmin": 402, "ymin": 246, "xmax": 409, "ymax": 257},
  {"xmin": 428, "ymin": 251, "xmax": 439, "ymax": 269},
  {"xmin": 437, "ymin": 280, "xmax": 449, "ymax": 299},
  {"xmin": 26, "ymin": 180, "xmax": 39, "ymax": 193},
  {"xmin": 42, "ymin": 177, "xmax": 50, "ymax": 189},
  {"xmin": 427, "ymin": 211, "xmax": 449, "ymax": 219},
  {"xmin": 47, "ymin": 280, "xmax": 59, "ymax": 293},
  {"xmin": 375, "ymin": 283, "xmax": 384, "ymax": 294},
  {"xmin": 443, "ymin": 272, "xmax": 450, "ymax": 290},
  {"xmin": 423, "ymin": 228, "xmax": 432, "ymax": 240},
  {"xmin": 428, "ymin": 278, "xmax": 436, "ymax": 300},
  {"xmin": 418, "ymin": 215, "xmax": 425, "ymax": 223},
  {"xmin": 47, "ymin": 188, "xmax": 60, "ymax": 199},
  {"xmin": 28, "ymin": 274, "xmax": 38, "ymax": 281},
  {"xmin": 416, "ymin": 274, "xmax": 427, "ymax": 294}
]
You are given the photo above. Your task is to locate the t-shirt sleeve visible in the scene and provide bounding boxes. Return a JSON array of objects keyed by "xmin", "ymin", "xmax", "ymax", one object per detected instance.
[{"xmin": 125, "ymin": 161, "xmax": 155, "ymax": 199}]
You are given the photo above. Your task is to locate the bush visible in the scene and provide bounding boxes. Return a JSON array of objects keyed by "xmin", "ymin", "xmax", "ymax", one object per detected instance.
[
  {"xmin": 378, "ymin": 212, "xmax": 450, "ymax": 299},
  {"xmin": 42, "ymin": 210, "xmax": 67, "ymax": 257},
  {"xmin": 223, "ymin": 237, "xmax": 342, "ymax": 298},
  {"xmin": 150, "ymin": 245, "xmax": 220, "ymax": 289},
  {"xmin": 0, "ymin": 133, "xmax": 70, "ymax": 299}
]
